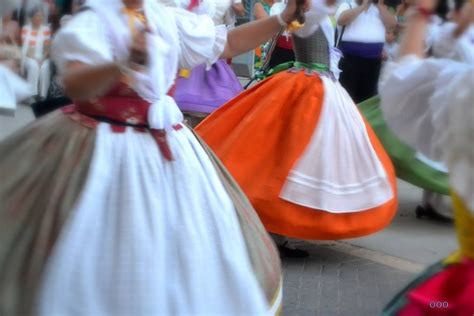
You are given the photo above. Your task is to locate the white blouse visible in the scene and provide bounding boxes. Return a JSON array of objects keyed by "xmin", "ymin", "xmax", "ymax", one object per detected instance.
[
  {"xmin": 379, "ymin": 56, "xmax": 474, "ymax": 213},
  {"xmin": 52, "ymin": 5, "xmax": 227, "ymax": 131},
  {"xmin": 433, "ymin": 23, "xmax": 474, "ymax": 64},
  {"xmin": 335, "ymin": 1, "xmax": 385, "ymax": 43}
]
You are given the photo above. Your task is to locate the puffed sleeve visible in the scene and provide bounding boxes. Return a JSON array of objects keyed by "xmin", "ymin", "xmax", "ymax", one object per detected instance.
[
  {"xmin": 51, "ymin": 10, "xmax": 113, "ymax": 75},
  {"xmin": 379, "ymin": 55, "xmax": 465, "ymax": 162},
  {"xmin": 292, "ymin": 0, "xmax": 331, "ymax": 38},
  {"xmin": 173, "ymin": 8, "xmax": 227, "ymax": 69}
]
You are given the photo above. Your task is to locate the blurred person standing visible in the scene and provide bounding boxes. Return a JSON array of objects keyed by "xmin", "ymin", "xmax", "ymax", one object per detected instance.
[
  {"xmin": 0, "ymin": 0, "xmax": 31, "ymax": 115},
  {"xmin": 31, "ymin": 0, "xmax": 86, "ymax": 117},
  {"xmin": 254, "ymin": 0, "xmax": 296, "ymax": 69},
  {"xmin": 336, "ymin": 0, "xmax": 396, "ymax": 103},
  {"xmin": 11, "ymin": 0, "xmax": 29, "ymax": 27},
  {"xmin": 21, "ymin": 5, "xmax": 51, "ymax": 100},
  {"xmin": 382, "ymin": 27, "xmax": 398, "ymax": 61},
  {"xmin": 0, "ymin": 12, "xmax": 21, "ymax": 73}
]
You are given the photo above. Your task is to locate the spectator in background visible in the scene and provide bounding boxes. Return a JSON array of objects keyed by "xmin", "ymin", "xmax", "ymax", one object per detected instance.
[
  {"xmin": 382, "ymin": 28, "xmax": 398, "ymax": 61},
  {"xmin": 32, "ymin": 0, "xmax": 86, "ymax": 117},
  {"xmin": 395, "ymin": 0, "xmax": 414, "ymax": 30},
  {"xmin": 21, "ymin": 5, "xmax": 51, "ymax": 100},
  {"xmin": 254, "ymin": 0, "xmax": 295, "ymax": 69},
  {"xmin": 336, "ymin": 0, "xmax": 396, "ymax": 103},
  {"xmin": 1, "ymin": 0, "xmax": 32, "ymax": 115},
  {"xmin": 0, "ymin": 12, "xmax": 22, "ymax": 73},
  {"xmin": 1, "ymin": 13, "xmax": 21, "ymax": 45},
  {"xmin": 12, "ymin": 0, "xmax": 29, "ymax": 27}
]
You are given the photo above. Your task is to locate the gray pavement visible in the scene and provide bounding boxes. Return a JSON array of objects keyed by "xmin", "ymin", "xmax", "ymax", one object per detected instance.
[
  {"xmin": 281, "ymin": 241, "xmax": 415, "ymax": 316},
  {"xmin": 0, "ymin": 104, "xmax": 34, "ymax": 139},
  {"xmin": 0, "ymin": 105, "xmax": 458, "ymax": 316}
]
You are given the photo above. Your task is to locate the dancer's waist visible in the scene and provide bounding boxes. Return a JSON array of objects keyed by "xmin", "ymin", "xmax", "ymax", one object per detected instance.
[
  {"xmin": 276, "ymin": 36, "xmax": 293, "ymax": 50},
  {"xmin": 75, "ymin": 96, "xmax": 151, "ymax": 126}
]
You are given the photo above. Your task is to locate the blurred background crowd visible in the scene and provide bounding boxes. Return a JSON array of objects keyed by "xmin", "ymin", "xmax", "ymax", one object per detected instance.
[
  {"xmin": 0, "ymin": 0, "xmax": 84, "ymax": 105},
  {"xmin": 0, "ymin": 0, "xmax": 460, "ymax": 107}
]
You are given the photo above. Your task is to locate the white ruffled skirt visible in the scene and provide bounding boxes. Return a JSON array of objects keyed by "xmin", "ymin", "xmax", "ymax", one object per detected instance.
[{"xmin": 0, "ymin": 112, "xmax": 281, "ymax": 315}]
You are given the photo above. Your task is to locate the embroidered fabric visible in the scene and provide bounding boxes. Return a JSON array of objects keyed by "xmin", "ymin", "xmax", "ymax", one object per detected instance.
[{"xmin": 52, "ymin": 5, "xmax": 227, "ymax": 131}]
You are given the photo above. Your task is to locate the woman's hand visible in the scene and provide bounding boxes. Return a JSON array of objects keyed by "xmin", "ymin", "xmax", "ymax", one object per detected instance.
[
  {"xmin": 129, "ymin": 29, "xmax": 148, "ymax": 69},
  {"xmin": 281, "ymin": 0, "xmax": 311, "ymax": 25},
  {"xmin": 377, "ymin": 0, "xmax": 388, "ymax": 10},
  {"xmin": 223, "ymin": 0, "xmax": 309, "ymax": 58},
  {"xmin": 377, "ymin": 0, "xmax": 397, "ymax": 28},
  {"xmin": 232, "ymin": 3, "xmax": 247, "ymax": 16},
  {"xmin": 361, "ymin": 0, "xmax": 371, "ymax": 10}
]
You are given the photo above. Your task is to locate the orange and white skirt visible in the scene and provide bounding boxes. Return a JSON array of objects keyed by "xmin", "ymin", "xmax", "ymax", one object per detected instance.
[{"xmin": 197, "ymin": 69, "xmax": 398, "ymax": 240}]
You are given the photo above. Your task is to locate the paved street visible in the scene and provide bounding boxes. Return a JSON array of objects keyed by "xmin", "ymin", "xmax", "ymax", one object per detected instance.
[
  {"xmin": 1, "ymin": 105, "xmax": 457, "ymax": 316},
  {"xmin": 280, "ymin": 242, "xmax": 414, "ymax": 316}
]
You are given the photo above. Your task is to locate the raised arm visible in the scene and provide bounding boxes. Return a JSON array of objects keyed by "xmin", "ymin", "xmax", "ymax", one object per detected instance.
[
  {"xmin": 377, "ymin": 0, "xmax": 397, "ymax": 28},
  {"xmin": 232, "ymin": 0, "xmax": 247, "ymax": 17},
  {"xmin": 337, "ymin": 0, "xmax": 368, "ymax": 26},
  {"xmin": 254, "ymin": 2, "xmax": 269, "ymax": 20},
  {"xmin": 397, "ymin": 1, "xmax": 433, "ymax": 58},
  {"xmin": 222, "ymin": 0, "xmax": 309, "ymax": 58},
  {"xmin": 63, "ymin": 31, "xmax": 147, "ymax": 100}
]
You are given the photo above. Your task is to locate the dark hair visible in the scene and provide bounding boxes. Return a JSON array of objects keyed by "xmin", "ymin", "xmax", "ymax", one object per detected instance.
[
  {"xmin": 64, "ymin": 0, "xmax": 86, "ymax": 15},
  {"xmin": 434, "ymin": 0, "xmax": 449, "ymax": 20},
  {"xmin": 454, "ymin": 0, "xmax": 466, "ymax": 11}
]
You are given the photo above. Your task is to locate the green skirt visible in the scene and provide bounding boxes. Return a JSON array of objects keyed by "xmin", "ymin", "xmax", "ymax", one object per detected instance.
[{"xmin": 358, "ymin": 96, "xmax": 449, "ymax": 195}]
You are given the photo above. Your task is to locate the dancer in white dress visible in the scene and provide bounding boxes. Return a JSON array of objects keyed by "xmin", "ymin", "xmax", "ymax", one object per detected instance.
[
  {"xmin": 0, "ymin": 1, "xmax": 31, "ymax": 116},
  {"xmin": 415, "ymin": 0, "xmax": 473, "ymax": 221},
  {"xmin": 0, "ymin": 0, "xmax": 310, "ymax": 314}
]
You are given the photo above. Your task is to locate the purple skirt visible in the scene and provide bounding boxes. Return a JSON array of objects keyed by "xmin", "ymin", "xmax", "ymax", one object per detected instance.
[{"xmin": 174, "ymin": 59, "xmax": 243, "ymax": 114}]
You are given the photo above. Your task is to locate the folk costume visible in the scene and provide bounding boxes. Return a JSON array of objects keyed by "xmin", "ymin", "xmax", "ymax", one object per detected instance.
[
  {"xmin": 380, "ymin": 55, "xmax": 474, "ymax": 316},
  {"xmin": 0, "ymin": 64, "xmax": 31, "ymax": 116},
  {"xmin": 173, "ymin": 0, "xmax": 243, "ymax": 127},
  {"xmin": 21, "ymin": 22, "xmax": 52, "ymax": 99},
  {"xmin": 0, "ymin": 0, "xmax": 282, "ymax": 314},
  {"xmin": 413, "ymin": 22, "xmax": 474, "ymax": 221},
  {"xmin": 196, "ymin": 0, "xmax": 398, "ymax": 240}
]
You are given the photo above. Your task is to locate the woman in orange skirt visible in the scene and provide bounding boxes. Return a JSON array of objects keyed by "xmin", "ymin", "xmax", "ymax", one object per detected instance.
[{"xmin": 197, "ymin": 0, "xmax": 398, "ymax": 243}]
